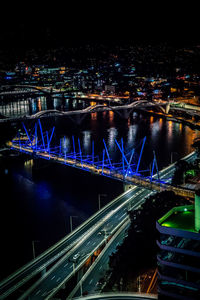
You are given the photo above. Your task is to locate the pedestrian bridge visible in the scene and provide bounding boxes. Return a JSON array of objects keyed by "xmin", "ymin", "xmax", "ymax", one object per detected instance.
[
  {"xmin": 10, "ymin": 141, "xmax": 195, "ymax": 198},
  {"xmin": 10, "ymin": 120, "xmax": 195, "ymax": 199}
]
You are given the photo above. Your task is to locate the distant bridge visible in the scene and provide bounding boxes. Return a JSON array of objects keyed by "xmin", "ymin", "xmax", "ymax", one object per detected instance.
[
  {"xmin": 0, "ymin": 100, "xmax": 171, "ymax": 124},
  {"xmin": 0, "ymin": 85, "xmax": 128, "ymax": 101},
  {"xmin": 0, "ymin": 85, "xmax": 170, "ymax": 111},
  {"xmin": 29, "ymin": 100, "xmax": 171, "ymax": 119},
  {"xmin": 0, "ymin": 86, "xmax": 128, "ymax": 101},
  {"xmin": 0, "ymin": 85, "xmax": 53, "ymax": 96}
]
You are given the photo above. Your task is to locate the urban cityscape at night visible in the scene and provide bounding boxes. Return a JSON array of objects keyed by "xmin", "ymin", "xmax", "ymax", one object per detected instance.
[{"xmin": 1, "ymin": 7, "xmax": 200, "ymax": 300}]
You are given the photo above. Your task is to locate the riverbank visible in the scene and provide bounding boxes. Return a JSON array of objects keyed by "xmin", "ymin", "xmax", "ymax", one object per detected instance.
[{"xmin": 138, "ymin": 108, "xmax": 200, "ymax": 130}]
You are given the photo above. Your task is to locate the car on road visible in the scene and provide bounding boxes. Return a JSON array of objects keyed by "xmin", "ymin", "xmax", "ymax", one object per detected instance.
[{"xmin": 69, "ymin": 253, "xmax": 81, "ymax": 263}]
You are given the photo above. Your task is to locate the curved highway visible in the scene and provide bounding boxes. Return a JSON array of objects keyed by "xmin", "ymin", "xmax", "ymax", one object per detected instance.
[
  {"xmin": 0, "ymin": 187, "xmax": 144, "ymax": 299},
  {"xmin": 69, "ymin": 220, "xmax": 131, "ymax": 298},
  {"xmin": 19, "ymin": 186, "xmax": 155, "ymax": 300}
]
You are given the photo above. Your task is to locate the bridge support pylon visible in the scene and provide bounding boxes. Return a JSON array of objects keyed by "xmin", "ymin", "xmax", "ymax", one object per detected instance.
[
  {"xmin": 123, "ymin": 183, "xmax": 134, "ymax": 192},
  {"xmin": 68, "ymin": 114, "xmax": 86, "ymax": 125},
  {"xmin": 46, "ymin": 95, "xmax": 53, "ymax": 110},
  {"xmin": 158, "ymin": 103, "xmax": 170, "ymax": 114},
  {"xmin": 165, "ymin": 103, "xmax": 170, "ymax": 114},
  {"xmin": 77, "ymin": 267, "xmax": 84, "ymax": 283},
  {"xmin": 115, "ymin": 109, "xmax": 130, "ymax": 120}
]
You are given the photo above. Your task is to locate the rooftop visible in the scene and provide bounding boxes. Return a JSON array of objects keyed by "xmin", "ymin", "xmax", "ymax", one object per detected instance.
[{"xmin": 158, "ymin": 205, "xmax": 196, "ymax": 233}]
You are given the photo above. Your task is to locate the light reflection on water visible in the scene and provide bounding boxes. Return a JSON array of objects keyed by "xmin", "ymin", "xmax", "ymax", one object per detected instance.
[
  {"xmin": 127, "ymin": 124, "xmax": 138, "ymax": 148},
  {"xmin": 107, "ymin": 127, "xmax": 118, "ymax": 152},
  {"xmin": 151, "ymin": 119, "xmax": 163, "ymax": 140},
  {"xmin": 82, "ymin": 131, "xmax": 91, "ymax": 153},
  {"xmin": 54, "ymin": 112, "xmax": 200, "ymax": 168}
]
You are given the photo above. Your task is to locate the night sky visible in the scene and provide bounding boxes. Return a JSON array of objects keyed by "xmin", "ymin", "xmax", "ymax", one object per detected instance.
[{"xmin": 0, "ymin": 4, "xmax": 200, "ymax": 49}]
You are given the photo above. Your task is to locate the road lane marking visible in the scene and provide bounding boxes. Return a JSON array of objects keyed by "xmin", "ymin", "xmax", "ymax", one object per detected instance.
[
  {"xmin": 64, "ymin": 263, "xmax": 68, "ymax": 268},
  {"xmin": 89, "ymin": 279, "xmax": 93, "ymax": 285},
  {"xmin": 35, "ymin": 289, "xmax": 41, "ymax": 295},
  {"xmin": 51, "ymin": 275, "xmax": 55, "ymax": 280},
  {"xmin": 118, "ymin": 213, "xmax": 126, "ymax": 220}
]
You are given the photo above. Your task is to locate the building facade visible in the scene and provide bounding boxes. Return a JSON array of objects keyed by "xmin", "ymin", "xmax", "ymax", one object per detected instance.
[{"xmin": 156, "ymin": 199, "xmax": 200, "ymax": 299}]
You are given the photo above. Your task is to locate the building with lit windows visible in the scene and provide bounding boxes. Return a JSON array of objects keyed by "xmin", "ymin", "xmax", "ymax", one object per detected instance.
[{"xmin": 156, "ymin": 192, "xmax": 200, "ymax": 300}]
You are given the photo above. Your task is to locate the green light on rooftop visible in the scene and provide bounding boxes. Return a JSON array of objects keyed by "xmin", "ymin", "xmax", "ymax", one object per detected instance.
[
  {"xmin": 159, "ymin": 205, "xmax": 195, "ymax": 232},
  {"xmin": 185, "ymin": 169, "xmax": 196, "ymax": 177},
  {"xmin": 161, "ymin": 222, "xmax": 171, "ymax": 227}
]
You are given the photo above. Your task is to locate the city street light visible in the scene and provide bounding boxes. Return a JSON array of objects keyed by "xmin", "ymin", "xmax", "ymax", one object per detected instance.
[
  {"xmin": 79, "ymin": 278, "xmax": 83, "ymax": 296},
  {"xmin": 98, "ymin": 194, "xmax": 107, "ymax": 210},
  {"xmin": 70, "ymin": 215, "xmax": 78, "ymax": 232},
  {"xmin": 73, "ymin": 262, "xmax": 76, "ymax": 276},
  {"xmin": 32, "ymin": 240, "xmax": 39, "ymax": 259},
  {"xmin": 102, "ymin": 229, "xmax": 109, "ymax": 244},
  {"xmin": 171, "ymin": 151, "xmax": 178, "ymax": 164}
]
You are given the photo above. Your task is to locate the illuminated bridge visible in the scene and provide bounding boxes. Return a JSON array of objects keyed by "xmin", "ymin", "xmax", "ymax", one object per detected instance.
[
  {"xmin": 28, "ymin": 100, "xmax": 171, "ymax": 119},
  {"xmin": 0, "ymin": 85, "xmax": 59, "ymax": 97},
  {"xmin": 0, "ymin": 99, "xmax": 172, "ymax": 124},
  {"xmin": 10, "ymin": 120, "xmax": 195, "ymax": 198}
]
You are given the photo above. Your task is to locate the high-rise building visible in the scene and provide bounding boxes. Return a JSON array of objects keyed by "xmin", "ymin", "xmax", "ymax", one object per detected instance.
[{"xmin": 156, "ymin": 192, "xmax": 200, "ymax": 300}]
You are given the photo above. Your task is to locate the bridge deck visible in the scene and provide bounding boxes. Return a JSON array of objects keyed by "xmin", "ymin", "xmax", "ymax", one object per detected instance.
[{"xmin": 10, "ymin": 143, "xmax": 195, "ymax": 199}]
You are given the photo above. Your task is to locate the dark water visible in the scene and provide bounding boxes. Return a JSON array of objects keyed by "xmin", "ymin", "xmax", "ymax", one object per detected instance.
[{"xmin": 0, "ymin": 109, "xmax": 199, "ymax": 281}]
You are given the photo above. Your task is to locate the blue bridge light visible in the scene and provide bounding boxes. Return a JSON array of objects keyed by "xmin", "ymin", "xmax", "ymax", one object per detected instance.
[{"xmin": 11, "ymin": 120, "xmax": 160, "ymax": 184}]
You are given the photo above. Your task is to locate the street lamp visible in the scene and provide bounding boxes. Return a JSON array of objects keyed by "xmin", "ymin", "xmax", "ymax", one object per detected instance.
[
  {"xmin": 102, "ymin": 228, "xmax": 109, "ymax": 244},
  {"xmin": 98, "ymin": 194, "xmax": 107, "ymax": 210},
  {"xmin": 73, "ymin": 262, "xmax": 76, "ymax": 276},
  {"xmin": 171, "ymin": 151, "xmax": 178, "ymax": 164},
  {"xmin": 32, "ymin": 240, "xmax": 39, "ymax": 259},
  {"xmin": 70, "ymin": 216, "xmax": 78, "ymax": 232},
  {"xmin": 79, "ymin": 278, "xmax": 83, "ymax": 296}
]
